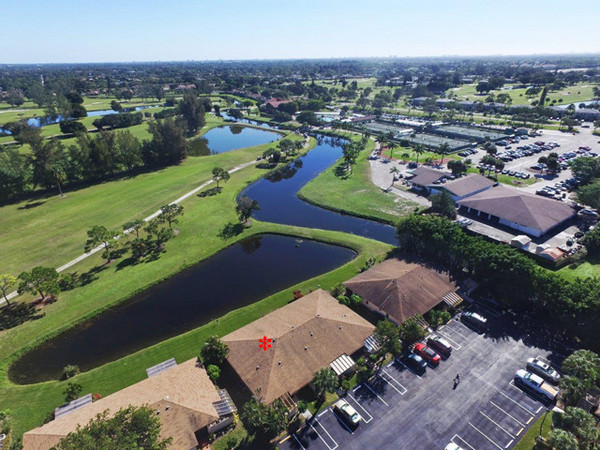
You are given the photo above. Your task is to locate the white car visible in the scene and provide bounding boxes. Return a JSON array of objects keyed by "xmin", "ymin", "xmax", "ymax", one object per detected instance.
[
  {"xmin": 333, "ymin": 399, "xmax": 361, "ymax": 427},
  {"xmin": 527, "ymin": 358, "xmax": 561, "ymax": 384},
  {"xmin": 445, "ymin": 444, "xmax": 464, "ymax": 450},
  {"xmin": 514, "ymin": 369, "xmax": 558, "ymax": 402}
]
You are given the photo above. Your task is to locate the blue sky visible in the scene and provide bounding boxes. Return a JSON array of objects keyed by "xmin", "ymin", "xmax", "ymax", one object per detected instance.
[{"xmin": 2, "ymin": 0, "xmax": 599, "ymax": 63}]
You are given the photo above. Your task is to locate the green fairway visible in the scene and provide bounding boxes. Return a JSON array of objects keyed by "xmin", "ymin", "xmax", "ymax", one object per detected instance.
[
  {"xmin": 448, "ymin": 82, "xmax": 599, "ymax": 107},
  {"xmin": 0, "ymin": 118, "xmax": 286, "ymax": 276},
  {"xmin": 0, "ymin": 132, "xmax": 393, "ymax": 437},
  {"xmin": 299, "ymin": 135, "xmax": 418, "ymax": 223}
]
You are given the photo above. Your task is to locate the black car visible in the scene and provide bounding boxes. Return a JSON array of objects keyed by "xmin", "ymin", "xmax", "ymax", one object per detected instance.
[{"xmin": 403, "ymin": 353, "xmax": 427, "ymax": 375}]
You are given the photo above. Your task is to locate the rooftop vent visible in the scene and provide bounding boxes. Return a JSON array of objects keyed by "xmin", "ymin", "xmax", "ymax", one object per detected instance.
[
  {"xmin": 310, "ymin": 332, "xmax": 314, "ymax": 337},
  {"xmin": 278, "ymin": 361, "xmax": 282, "ymax": 366},
  {"xmin": 339, "ymin": 325, "xmax": 343, "ymax": 330},
  {"xmin": 256, "ymin": 365, "xmax": 260, "ymax": 370},
  {"xmin": 304, "ymin": 346, "xmax": 308, "ymax": 351}
]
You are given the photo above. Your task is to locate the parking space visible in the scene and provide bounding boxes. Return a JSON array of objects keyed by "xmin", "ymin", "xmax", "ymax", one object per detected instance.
[
  {"xmin": 281, "ymin": 313, "xmax": 557, "ymax": 450},
  {"xmin": 453, "ymin": 381, "xmax": 546, "ymax": 450}
]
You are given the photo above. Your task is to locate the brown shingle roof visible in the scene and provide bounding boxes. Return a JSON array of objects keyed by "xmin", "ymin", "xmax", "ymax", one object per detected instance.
[
  {"xmin": 410, "ymin": 166, "xmax": 449, "ymax": 187},
  {"xmin": 23, "ymin": 358, "xmax": 221, "ymax": 450},
  {"xmin": 343, "ymin": 259, "xmax": 457, "ymax": 324},
  {"xmin": 223, "ymin": 289, "xmax": 374, "ymax": 404},
  {"xmin": 437, "ymin": 174, "xmax": 495, "ymax": 197},
  {"xmin": 457, "ymin": 185, "xmax": 575, "ymax": 233}
]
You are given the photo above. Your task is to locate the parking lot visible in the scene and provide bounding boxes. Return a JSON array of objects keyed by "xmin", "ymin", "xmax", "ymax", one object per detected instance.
[
  {"xmin": 471, "ymin": 127, "xmax": 600, "ymax": 194},
  {"xmin": 279, "ymin": 313, "xmax": 561, "ymax": 450}
]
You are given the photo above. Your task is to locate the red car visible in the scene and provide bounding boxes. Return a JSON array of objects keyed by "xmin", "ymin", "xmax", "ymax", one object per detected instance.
[{"xmin": 414, "ymin": 343, "xmax": 441, "ymax": 366}]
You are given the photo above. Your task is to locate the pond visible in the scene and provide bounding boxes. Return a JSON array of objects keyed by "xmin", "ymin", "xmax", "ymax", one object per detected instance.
[
  {"xmin": 9, "ymin": 234, "xmax": 355, "ymax": 384},
  {"xmin": 188, "ymin": 125, "xmax": 282, "ymax": 156},
  {"xmin": 0, "ymin": 105, "xmax": 162, "ymax": 132},
  {"xmin": 242, "ymin": 135, "xmax": 398, "ymax": 245}
]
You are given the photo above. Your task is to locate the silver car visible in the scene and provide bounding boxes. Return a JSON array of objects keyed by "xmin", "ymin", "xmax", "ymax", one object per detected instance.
[{"xmin": 526, "ymin": 358, "xmax": 561, "ymax": 384}]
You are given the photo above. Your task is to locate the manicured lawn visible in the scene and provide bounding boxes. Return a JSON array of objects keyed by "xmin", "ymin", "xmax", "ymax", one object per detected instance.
[
  {"xmin": 557, "ymin": 255, "xmax": 600, "ymax": 281},
  {"xmin": 0, "ymin": 120, "xmax": 396, "ymax": 440},
  {"xmin": 299, "ymin": 134, "xmax": 418, "ymax": 224},
  {"xmin": 448, "ymin": 82, "xmax": 598, "ymax": 107},
  {"xmin": 0, "ymin": 221, "xmax": 392, "ymax": 439},
  {"xmin": 0, "ymin": 118, "xmax": 286, "ymax": 276},
  {"xmin": 513, "ymin": 411, "xmax": 553, "ymax": 450},
  {"xmin": 380, "ymin": 146, "xmax": 460, "ymax": 164},
  {"xmin": 82, "ymin": 96, "xmax": 163, "ymax": 112},
  {"xmin": 466, "ymin": 167, "xmax": 538, "ymax": 187}
]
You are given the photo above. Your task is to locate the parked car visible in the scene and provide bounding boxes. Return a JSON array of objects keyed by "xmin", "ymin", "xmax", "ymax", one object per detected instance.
[
  {"xmin": 414, "ymin": 343, "xmax": 441, "ymax": 366},
  {"xmin": 333, "ymin": 399, "xmax": 362, "ymax": 427},
  {"xmin": 526, "ymin": 358, "xmax": 561, "ymax": 384},
  {"xmin": 404, "ymin": 353, "xmax": 427, "ymax": 375},
  {"xmin": 445, "ymin": 444, "xmax": 465, "ymax": 450},
  {"xmin": 580, "ymin": 209, "xmax": 598, "ymax": 218},
  {"xmin": 427, "ymin": 336, "xmax": 453, "ymax": 357},
  {"xmin": 514, "ymin": 369, "xmax": 559, "ymax": 403},
  {"xmin": 461, "ymin": 311, "xmax": 488, "ymax": 332}
]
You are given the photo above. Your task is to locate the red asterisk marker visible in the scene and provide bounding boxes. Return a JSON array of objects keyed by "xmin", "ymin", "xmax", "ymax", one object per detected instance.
[{"xmin": 259, "ymin": 336, "xmax": 272, "ymax": 351}]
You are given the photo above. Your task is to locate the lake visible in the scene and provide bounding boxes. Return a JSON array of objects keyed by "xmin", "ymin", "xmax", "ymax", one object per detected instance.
[
  {"xmin": 9, "ymin": 234, "xmax": 355, "ymax": 384},
  {"xmin": 188, "ymin": 125, "xmax": 282, "ymax": 156}
]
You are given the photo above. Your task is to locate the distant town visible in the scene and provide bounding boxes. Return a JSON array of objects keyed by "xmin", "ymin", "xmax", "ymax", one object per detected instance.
[{"xmin": 0, "ymin": 53, "xmax": 600, "ymax": 450}]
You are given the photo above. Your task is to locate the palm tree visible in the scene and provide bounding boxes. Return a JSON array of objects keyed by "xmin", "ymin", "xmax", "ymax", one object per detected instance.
[
  {"xmin": 388, "ymin": 142, "xmax": 398, "ymax": 160},
  {"xmin": 414, "ymin": 145, "xmax": 425, "ymax": 166},
  {"xmin": 312, "ymin": 368, "xmax": 338, "ymax": 400},
  {"xmin": 389, "ymin": 166, "xmax": 399, "ymax": 187},
  {"xmin": 437, "ymin": 143, "xmax": 450, "ymax": 167}
]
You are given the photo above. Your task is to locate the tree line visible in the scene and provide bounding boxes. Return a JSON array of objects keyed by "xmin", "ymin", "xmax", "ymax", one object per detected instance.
[
  {"xmin": 397, "ymin": 215, "xmax": 600, "ymax": 348},
  {"xmin": 0, "ymin": 92, "xmax": 208, "ymax": 202}
]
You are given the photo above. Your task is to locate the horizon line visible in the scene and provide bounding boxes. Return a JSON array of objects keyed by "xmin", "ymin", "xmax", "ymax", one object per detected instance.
[{"xmin": 2, "ymin": 52, "xmax": 600, "ymax": 67}]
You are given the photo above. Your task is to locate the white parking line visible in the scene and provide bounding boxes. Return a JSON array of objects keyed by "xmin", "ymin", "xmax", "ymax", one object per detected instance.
[
  {"xmin": 318, "ymin": 409, "xmax": 329, "ymax": 418},
  {"xmin": 362, "ymin": 383, "xmax": 389, "ymax": 406},
  {"xmin": 498, "ymin": 390, "xmax": 538, "ymax": 415},
  {"xmin": 452, "ymin": 434, "xmax": 476, "ymax": 450},
  {"xmin": 379, "ymin": 369, "xmax": 408, "ymax": 395},
  {"xmin": 479, "ymin": 411, "xmax": 516, "ymax": 438},
  {"xmin": 490, "ymin": 401, "xmax": 527, "ymax": 427},
  {"xmin": 468, "ymin": 422, "xmax": 504, "ymax": 450},
  {"xmin": 444, "ymin": 322, "xmax": 471, "ymax": 339},
  {"xmin": 435, "ymin": 329, "xmax": 463, "ymax": 350},
  {"xmin": 508, "ymin": 382, "xmax": 545, "ymax": 413},
  {"xmin": 348, "ymin": 393, "xmax": 373, "ymax": 423},
  {"xmin": 309, "ymin": 420, "xmax": 338, "ymax": 450},
  {"xmin": 506, "ymin": 439, "xmax": 514, "ymax": 448},
  {"xmin": 293, "ymin": 434, "xmax": 306, "ymax": 450}
]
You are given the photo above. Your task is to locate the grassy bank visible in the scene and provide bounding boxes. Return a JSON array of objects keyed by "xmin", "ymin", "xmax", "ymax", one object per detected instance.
[
  {"xmin": 299, "ymin": 133, "xmax": 418, "ymax": 224},
  {"xmin": 0, "ymin": 223, "xmax": 393, "ymax": 438},
  {"xmin": 0, "ymin": 118, "xmax": 287, "ymax": 275},
  {"xmin": 0, "ymin": 128, "xmax": 397, "ymax": 438},
  {"xmin": 513, "ymin": 411, "xmax": 553, "ymax": 450}
]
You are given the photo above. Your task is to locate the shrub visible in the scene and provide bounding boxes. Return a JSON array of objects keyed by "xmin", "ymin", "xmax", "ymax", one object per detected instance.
[
  {"xmin": 292, "ymin": 289, "xmax": 304, "ymax": 300},
  {"xmin": 63, "ymin": 382, "xmax": 83, "ymax": 402},
  {"xmin": 296, "ymin": 400, "xmax": 309, "ymax": 413},
  {"xmin": 61, "ymin": 364, "xmax": 80, "ymax": 380},
  {"xmin": 341, "ymin": 379, "xmax": 352, "ymax": 391},
  {"xmin": 337, "ymin": 295, "xmax": 350, "ymax": 306},
  {"xmin": 330, "ymin": 283, "xmax": 345, "ymax": 298},
  {"xmin": 206, "ymin": 364, "xmax": 221, "ymax": 383}
]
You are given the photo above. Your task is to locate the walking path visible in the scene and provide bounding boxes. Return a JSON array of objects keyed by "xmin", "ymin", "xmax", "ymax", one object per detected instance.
[{"xmin": 1, "ymin": 135, "xmax": 309, "ymax": 306}]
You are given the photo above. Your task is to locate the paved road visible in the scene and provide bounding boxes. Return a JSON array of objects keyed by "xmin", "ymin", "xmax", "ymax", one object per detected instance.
[{"xmin": 280, "ymin": 309, "xmax": 564, "ymax": 450}]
